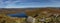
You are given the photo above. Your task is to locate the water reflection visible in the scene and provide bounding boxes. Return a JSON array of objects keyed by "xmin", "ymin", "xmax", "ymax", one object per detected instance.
[{"xmin": 7, "ymin": 12, "xmax": 28, "ymax": 18}]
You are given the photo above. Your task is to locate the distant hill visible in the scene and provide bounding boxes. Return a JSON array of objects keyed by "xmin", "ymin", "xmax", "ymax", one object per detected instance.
[{"xmin": 0, "ymin": 7, "xmax": 60, "ymax": 14}]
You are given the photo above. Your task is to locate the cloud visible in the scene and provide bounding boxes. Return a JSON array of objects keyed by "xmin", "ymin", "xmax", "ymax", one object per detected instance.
[
  {"xmin": 4, "ymin": 0, "xmax": 41, "ymax": 8},
  {"xmin": 0, "ymin": 0, "xmax": 60, "ymax": 8}
]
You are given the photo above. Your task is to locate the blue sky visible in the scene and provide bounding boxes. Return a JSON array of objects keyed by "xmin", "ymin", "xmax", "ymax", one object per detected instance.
[{"xmin": 0, "ymin": 0, "xmax": 60, "ymax": 8}]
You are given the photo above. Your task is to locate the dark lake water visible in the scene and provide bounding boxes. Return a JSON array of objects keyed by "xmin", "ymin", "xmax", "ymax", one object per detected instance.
[{"xmin": 7, "ymin": 12, "xmax": 28, "ymax": 18}]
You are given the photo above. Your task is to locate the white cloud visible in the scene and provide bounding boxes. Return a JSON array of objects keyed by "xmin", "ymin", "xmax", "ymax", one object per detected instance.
[
  {"xmin": 0, "ymin": 0, "xmax": 60, "ymax": 8},
  {"xmin": 0, "ymin": 0, "xmax": 23, "ymax": 8}
]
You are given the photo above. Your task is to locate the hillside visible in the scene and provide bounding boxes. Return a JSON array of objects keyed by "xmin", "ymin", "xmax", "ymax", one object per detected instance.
[{"xmin": 0, "ymin": 7, "xmax": 60, "ymax": 23}]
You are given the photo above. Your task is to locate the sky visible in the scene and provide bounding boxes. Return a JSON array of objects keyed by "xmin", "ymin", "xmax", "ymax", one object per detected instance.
[{"xmin": 0, "ymin": 0, "xmax": 60, "ymax": 8}]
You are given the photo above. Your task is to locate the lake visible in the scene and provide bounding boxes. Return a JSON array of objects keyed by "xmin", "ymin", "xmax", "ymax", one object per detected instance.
[{"xmin": 7, "ymin": 12, "xmax": 28, "ymax": 18}]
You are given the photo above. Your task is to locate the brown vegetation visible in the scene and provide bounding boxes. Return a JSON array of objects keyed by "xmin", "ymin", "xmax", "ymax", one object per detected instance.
[{"xmin": 0, "ymin": 8, "xmax": 60, "ymax": 23}]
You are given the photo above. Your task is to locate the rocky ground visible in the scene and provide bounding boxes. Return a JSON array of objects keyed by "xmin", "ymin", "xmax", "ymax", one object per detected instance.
[{"xmin": 0, "ymin": 8, "xmax": 60, "ymax": 23}]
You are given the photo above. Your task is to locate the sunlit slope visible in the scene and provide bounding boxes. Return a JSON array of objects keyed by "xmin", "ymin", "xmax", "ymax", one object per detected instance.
[
  {"xmin": 26, "ymin": 8, "xmax": 60, "ymax": 16},
  {"xmin": 0, "ymin": 8, "xmax": 60, "ymax": 23}
]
